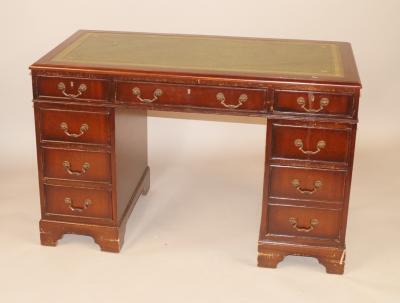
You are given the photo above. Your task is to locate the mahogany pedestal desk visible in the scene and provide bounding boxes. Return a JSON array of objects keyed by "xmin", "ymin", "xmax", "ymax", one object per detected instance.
[{"xmin": 30, "ymin": 30, "xmax": 361, "ymax": 274}]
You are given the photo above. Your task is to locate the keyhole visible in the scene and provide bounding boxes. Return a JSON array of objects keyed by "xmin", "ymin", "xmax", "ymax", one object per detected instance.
[
  {"xmin": 187, "ymin": 89, "xmax": 191, "ymax": 95},
  {"xmin": 308, "ymin": 92, "xmax": 315, "ymax": 104},
  {"xmin": 70, "ymin": 81, "xmax": 74, "ymax": 88}
]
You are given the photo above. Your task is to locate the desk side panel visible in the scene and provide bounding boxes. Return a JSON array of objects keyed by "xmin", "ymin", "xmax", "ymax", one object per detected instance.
[{"xmin": 115, "ymin": 108, "xmax": 148, "ymax": 223}]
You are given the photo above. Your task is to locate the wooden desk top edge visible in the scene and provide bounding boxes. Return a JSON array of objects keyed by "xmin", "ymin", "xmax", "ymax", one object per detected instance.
[{"xmin": 30, "ymin": 30, "xmax": 361, "ymax": 87}]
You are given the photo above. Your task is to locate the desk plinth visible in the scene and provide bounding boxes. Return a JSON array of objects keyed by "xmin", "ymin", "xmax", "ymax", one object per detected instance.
[{"xmin": 30, "ymin": 30, "xmax": 361, "ymax": 274}]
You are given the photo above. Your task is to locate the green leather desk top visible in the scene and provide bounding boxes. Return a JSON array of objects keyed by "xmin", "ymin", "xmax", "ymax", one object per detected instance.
[{"xmin": 32, "ymin": 30, "xmax": 361, "ymax": 85}]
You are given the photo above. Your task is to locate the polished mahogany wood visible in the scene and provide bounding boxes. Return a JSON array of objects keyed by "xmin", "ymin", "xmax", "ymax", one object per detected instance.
[
  {"xmin": 36, "ymin": 76, "xmax": 111, "ymax": 102},
  {"xmin": 273, "ymin": 90, "xmax": 355, "ymax": 118},
  {"xmin": 30, "ymin": 30, "xmax": 361, "ymax": 274},
  {"xmin": 267, "ymin": 204, "xmax": 341, "ymax": 239},
  {"xmin": 259, "ymin": 116, "xmax": 358, "ymax": 274},
  {"xmin": 39, "ymin": 107, "xmax": 111, "ymax": 145},
  {"xmin": 42, "ymin": 148, "xmax": 112, "ymax": 183},
  {"xmin": 34, "ymin": 101, "xmax": 149, "ymax": 252},
  {"xmin": 116, "ymin": 81, "xmax": 267, "ymax": 112},
  {"xmin": 45, "ymin": 184, "xmax": 113, "ymax": 221},
  {"xmin": 269, "ymin": 165, "xmax": 347, "ymax": 203},
  {"xmin": 114, "ymin": 108, "xmax": 149, "ymax": 223},
  {"xmin": 270, "ymin": 121, "xmax": 353, "ymax": 164},
  {"xmin": 39, "ymin": 219, "xmax": 124, "ymax": 252}
]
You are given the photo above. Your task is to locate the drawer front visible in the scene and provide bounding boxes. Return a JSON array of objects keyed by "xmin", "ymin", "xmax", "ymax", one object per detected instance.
[
  {"xmin": 116, "ymin": 81, "xmax": 266, "ymax": 111},
  {"xmin": 43, "ymin": 148, "xmax": 111, "ymax": 183},
  {"xmin": 267, "ymin": 205, "xmax": 341, "ymax": 239},
  {"xmin": 45, "ymin": 185, "xmax": 112, "ymax": 220},
  {"xmin": 271, "ymin": 123, "xmax": 351, "ymax": 163},
  {"xmin": 269, "ymin": 166, "xmax": 347, "ymax": 203},
  {"xmin": 39, "ymin": 108, "xmax": 111, "ymax": 145},
  {"xmin": 37, "ymin": 76, "xmax": 110, "ymax": 101},
  {"xmin": 274, "ymin": 90, "xmax": 354, "ymax": 117}
]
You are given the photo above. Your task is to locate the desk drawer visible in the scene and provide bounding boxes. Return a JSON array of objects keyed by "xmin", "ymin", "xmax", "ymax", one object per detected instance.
[
  {"xmin": 39, "ymin": 108, "xmax": 111, "ymax": 145},
  {"xmin": 271, "ymin": 122, "xmax": 351, "ymax": 163},
  {"xmin": 274, "ymin": 90, "xmax": 354, "ymax": 117},
  {"xmin": 45, "ymin": 184, "xmax": 112, "ymax": 220},
  {"xmin": 116, "ymin": 81, "xmax": 266, "ymax": 111},
  {"xmin": 43, "ymin": 148, "xmax": 111, "ymax": 183},
  {"xmin": 267, "ymin": 204, "xmax": 341, "ymax": 239},
  {"xmin": 269, "ymin": 166, "xmax": 347, "ymax": 203},
  {"xmin": 37, "ymin": 76, "xmax": 110, "ymax": 102}
]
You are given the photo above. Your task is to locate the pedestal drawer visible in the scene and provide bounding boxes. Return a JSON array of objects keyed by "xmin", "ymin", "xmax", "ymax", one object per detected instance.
[
  {"xmin": 269, "ymin": 166, "xmax": 347, "ymax": 203},
  {"xmin": 39, "ymin": 108, "xmax": 111, "ymax": 145},
  {"xmin": 44, "ymin": 184, "xmax": 112, "ymax": 220},
  {"xmin": 273, "ymin": 90, "xmax": 355, "ymax": 117},
  {"xmin": 43, "ymin": 148, "xmax": 111, "ymax": 183},
  {"xmin": 116, "ymin": 81, "xmax": 266, "ymax": 111},
  {"xmin": 271, "ymin": 122, "xmax": 352, "ymax": 163},
  {"xmin": 267, "ymin": 204, "xmax": 341, "ymax": 239},
  {"xmin": 37, "ymin": 76, "xmax": 110, "ymax": 102}
]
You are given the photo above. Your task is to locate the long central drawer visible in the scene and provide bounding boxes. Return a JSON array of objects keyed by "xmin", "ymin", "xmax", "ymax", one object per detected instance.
[{"xmin": 115, "ymin": 81, "xmax": 267, "ymax": 112}]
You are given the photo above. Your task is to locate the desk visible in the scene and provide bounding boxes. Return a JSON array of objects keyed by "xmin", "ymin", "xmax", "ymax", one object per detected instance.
[{"xmin": 30, "ymin": 30, "xmax": 361, "ymax": 274}]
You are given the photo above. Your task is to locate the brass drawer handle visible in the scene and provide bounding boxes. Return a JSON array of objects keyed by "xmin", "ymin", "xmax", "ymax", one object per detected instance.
[
  {"xmin": 60, "ymin": 122, "xmax": 89, "ymax": 138},
  {"xmin": 216, "ymin": 92, "xmax": 248, "ymax": 109},
  {"xmin": 297, "ymin": 93, "xmax": 329, "ymax": 113},
  {"xmin": 132, "ymin": 87, "xmax": 163, "ymax": 103},
  {"xmin": 288, "ymin": 217, "xmax": 319, "ymax": 232},
  {"xmin": 64, "ymin": 197, "xmax": 92, "ymax": 212},
  {"xmin": 57, "ymin": 82, "xmax": 87, "ymax": 99},
  {"xmin": 292, "ymin": 179, "xmax": 322, "ymax": 195},
  {"xmin": 62, "ymin": 161, "xmax": 90, "ymax": 176},
  {"xmin": 294, "ymin": 139, "xmax": 326, "ymax": 155}
]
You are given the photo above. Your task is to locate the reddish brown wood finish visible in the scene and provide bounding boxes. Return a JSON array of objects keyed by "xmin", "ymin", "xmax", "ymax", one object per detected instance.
[
  {"xmin": 42, "ymin": 148, "xmax": 112, "ymax": 183},
  {"xmin": 116, "ymin": 81, "xmax": 267, "ymax": 112},
  {"xmin": 45, "ymin": 184, "xmax": 113, "ymax": 220},
  {"xmin": 37, "ymin": 76, "xmax": 111, "ymax": 102},
  {"xmin": 259, "ymin": 116, "xmax": 358, "ymax": 274},
  {"xmin": 30, "ymin": 30, "xmax": 361, "ymax": 274},
  {"xmin": 269, "ymin": 166, "xmax": 347, "ymax": 203},
  {"xmin": 273, "ymin": 90, "xmax": 355, "ymax": 118},
  {"xmin": 267, "ymin": 204, "xmax": 341, "ymax": 239},
  {"xmin": 270, "ymin": 121, "xmax": 352, "ymax": 164},
  {"xmin": 39, "ymin": 108, "xmax": 111, "ymax": 145},
  {"xmin": 114, "ymin": 108, "xmax": 148, "ymax": 223},
  {"xmin": 34, "ymin": 101, "xmax": 150, "ymax": 252},
  {"xmin": 39, "ymin": 219, "xmax": 124, "ymax": 252}
]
